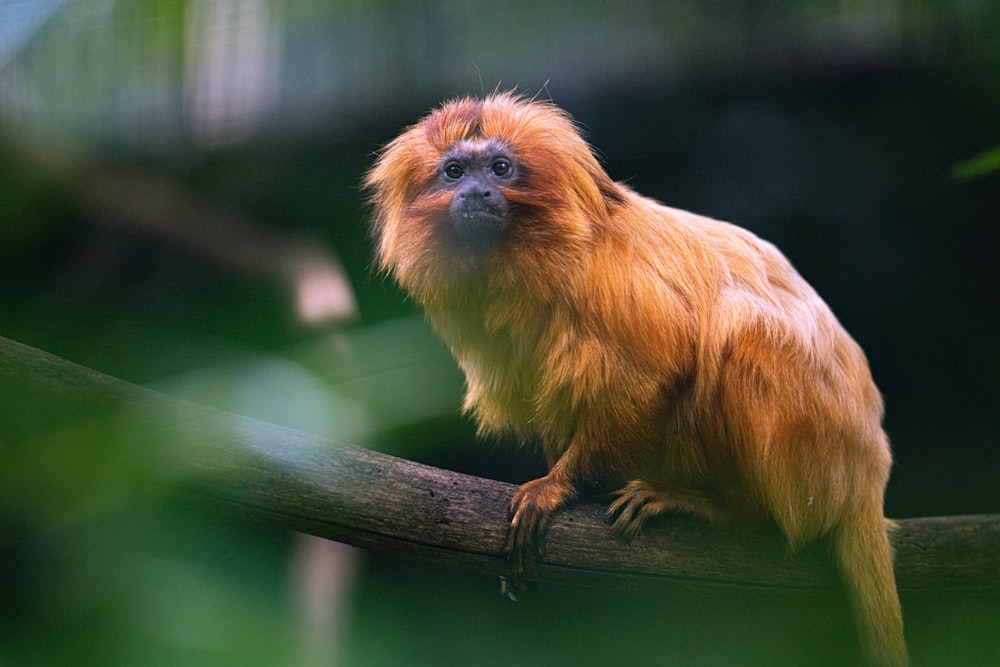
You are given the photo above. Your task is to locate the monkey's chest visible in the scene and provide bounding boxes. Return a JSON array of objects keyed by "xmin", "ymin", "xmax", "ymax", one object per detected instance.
[{"xmin": 462, "ymin": 351, "xmax": 542, "ymax": 427}]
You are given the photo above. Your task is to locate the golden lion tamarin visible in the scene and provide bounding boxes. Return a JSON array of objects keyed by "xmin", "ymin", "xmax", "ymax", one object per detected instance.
[{"xmin": 365, "ymin": 92, "xmax": 907, "ymax": 666}]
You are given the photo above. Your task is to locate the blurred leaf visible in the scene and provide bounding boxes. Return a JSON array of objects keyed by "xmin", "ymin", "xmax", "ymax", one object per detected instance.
[{"xmin": 951, "ymin": 145, "xmax": 1000, "ymax": 181}]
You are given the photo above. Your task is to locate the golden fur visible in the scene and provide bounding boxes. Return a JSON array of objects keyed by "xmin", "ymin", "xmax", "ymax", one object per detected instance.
[{"xmin": 365, "ymin": 92, "xmax": 907, "ymax": 666}]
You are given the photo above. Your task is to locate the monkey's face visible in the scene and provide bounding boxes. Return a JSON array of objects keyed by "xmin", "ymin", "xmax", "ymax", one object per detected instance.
[
  {"xmin": 439, "ymin": 138, "xmax": 516, "ymax": 250},
  {"xmin": 366, "ymin": 93, "xmax": 624, "ymax": 296}
]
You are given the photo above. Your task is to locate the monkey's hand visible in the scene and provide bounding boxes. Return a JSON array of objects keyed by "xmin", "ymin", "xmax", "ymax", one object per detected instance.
[{"xmin": 506, "ymin": 473, "xmax": 577, "ymax": 574}]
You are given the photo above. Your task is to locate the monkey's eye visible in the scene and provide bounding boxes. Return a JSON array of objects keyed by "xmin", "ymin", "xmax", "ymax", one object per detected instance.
[
  {"xmin": 443, "ymin": 162, "xmax": 464, "ymax": 180},
  {"xmin": 491, "ymin": 159, "xmax": 511, "ymax": 177}
]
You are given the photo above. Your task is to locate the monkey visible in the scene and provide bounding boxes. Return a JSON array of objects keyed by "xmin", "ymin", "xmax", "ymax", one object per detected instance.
[{"xmin": 364, "ymin": 92, "xmax": 907, "ymax": 666}]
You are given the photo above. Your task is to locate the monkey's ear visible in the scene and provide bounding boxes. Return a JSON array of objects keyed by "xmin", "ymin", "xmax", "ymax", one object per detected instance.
[
  {"xmin": 596, "ymin": 172, "xmax": 627, "ymax": 208},
  {"xmin": 564, "ymin": 154, "xmax": 627, "ymax": 222}
]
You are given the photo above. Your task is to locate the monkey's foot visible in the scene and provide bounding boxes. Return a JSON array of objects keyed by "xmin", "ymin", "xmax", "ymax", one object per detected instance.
[
  {"xmin": 506, "ymin": 474, "xmax": 576, "ymax": 574},
  {"xmin": 607, "ymin": 480, "xmax": 723, "ymax": 540}
]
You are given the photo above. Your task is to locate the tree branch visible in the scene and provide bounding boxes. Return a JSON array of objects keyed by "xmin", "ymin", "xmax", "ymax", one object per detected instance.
[{"xmin": 1, "ymin": 334, "xmax": 997, "ymax": 598}]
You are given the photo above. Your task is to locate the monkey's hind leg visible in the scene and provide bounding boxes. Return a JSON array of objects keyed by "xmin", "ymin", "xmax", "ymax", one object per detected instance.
[{"xmin": 607, "ymin": 480, "xmax": 730, "ymax": 540}]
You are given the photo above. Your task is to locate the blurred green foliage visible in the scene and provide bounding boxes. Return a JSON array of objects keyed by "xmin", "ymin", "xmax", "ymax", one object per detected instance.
[{"xmin": 952, "ymin": 145, "xmax": 1000, "ymax": 181}]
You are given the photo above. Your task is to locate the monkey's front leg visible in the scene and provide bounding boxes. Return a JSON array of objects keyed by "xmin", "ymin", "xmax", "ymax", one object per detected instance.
[{"xmin": 505, "ymin": 440, "xmax": 616, "ymax": 574}]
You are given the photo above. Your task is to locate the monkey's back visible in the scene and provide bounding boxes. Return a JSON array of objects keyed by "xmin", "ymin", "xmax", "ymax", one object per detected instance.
[{"xmin": 610, "ymin": 194, "xmax": 892, "ymax": 543}]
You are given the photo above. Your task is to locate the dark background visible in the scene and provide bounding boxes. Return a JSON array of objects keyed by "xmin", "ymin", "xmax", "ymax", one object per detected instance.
[{"xmin": 1, "ymin": 1, "xmax": 998, "ymax": 665}]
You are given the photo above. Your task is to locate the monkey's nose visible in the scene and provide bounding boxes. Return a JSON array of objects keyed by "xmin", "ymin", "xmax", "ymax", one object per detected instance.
[{"xmin": 461, "ymin": 186, "xmax": 493, "ymax": 201}]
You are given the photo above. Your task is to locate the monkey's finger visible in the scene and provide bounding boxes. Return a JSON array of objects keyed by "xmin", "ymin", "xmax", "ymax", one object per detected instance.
[
  {"xmin": 606, "ymin": 487, "xmax": 648, "ymax": 540},
  {"xmin": 606, "ymin": 491, "xmax": 638, "ymax": 523},
  {"xmin": 506, "ymin": 498, "xmax": 548, "ymax": 574}
]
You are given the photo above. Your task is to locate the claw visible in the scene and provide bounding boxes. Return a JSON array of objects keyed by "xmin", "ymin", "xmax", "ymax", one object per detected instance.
[{"xmin": 499, "ymin": 575, "xmax": 520, "ymax": 602}]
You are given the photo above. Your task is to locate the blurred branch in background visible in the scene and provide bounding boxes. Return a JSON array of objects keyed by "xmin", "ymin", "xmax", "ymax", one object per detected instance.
[{"xmin": 64, "ymin": 161, "xmax": 357, "ymax": 327}]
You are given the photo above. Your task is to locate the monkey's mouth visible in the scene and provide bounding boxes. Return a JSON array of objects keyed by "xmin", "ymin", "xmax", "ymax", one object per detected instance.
[{"xmin": 451, "ymin": 208, "xmax": 507, "ymax": 247}]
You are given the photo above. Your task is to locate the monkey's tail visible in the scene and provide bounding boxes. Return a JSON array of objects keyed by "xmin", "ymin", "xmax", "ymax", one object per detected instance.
[{"xmin": 831, "ymin": 504, "xmax": 908, "ymax": 666}]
